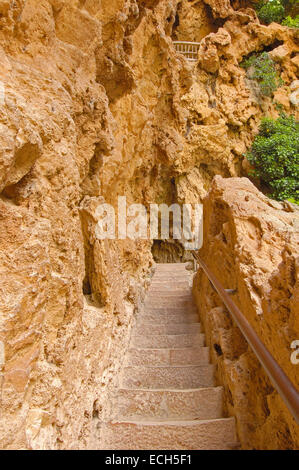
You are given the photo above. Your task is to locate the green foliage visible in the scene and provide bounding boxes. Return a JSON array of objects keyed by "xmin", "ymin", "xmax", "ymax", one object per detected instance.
[
  {"xmin": 282, "ymin": 15, "xmax": 299, "ymax": 27},
  {"xmin": 241, "ymin": 52, "xmax": 283, "ymax": 97},
  {"xmin": 256, "ymin": 0, "xmax": 285, "ymax": 24},
  {"xmin": 246, "ymin": 114, "xmax": 299, "ymax": 202},
  {"xmin": 287, "ymin": 197, "xmax": 299, "ymax": 205},
  {"xmin": 256, "ymin": 0, "xmax": 298, "ymax": 26},
  {"xmin": 274, "ymin": 101, "xmax": 284, "ymax": 113}
]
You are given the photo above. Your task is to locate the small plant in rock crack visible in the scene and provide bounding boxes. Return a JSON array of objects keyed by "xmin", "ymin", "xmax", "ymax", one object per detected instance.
[
  {"xmin": 241, "ymin": 52, "xmax": 284, "ymax": 97},
  {"xmin": 246, "ymin": 114, "xmax": 299, "ymax": 203}
]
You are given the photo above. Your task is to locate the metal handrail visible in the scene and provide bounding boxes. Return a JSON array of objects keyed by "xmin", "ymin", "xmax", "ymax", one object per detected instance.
[
  {"xmin": 173, "ymin": 41, "xmax": 200, "ymax": 62},
  {"xmin": 192, "ymin": 251, "xmax": 299, "ymax": 425},
  {"xmin": 173, "ymin": 41, "xmax": 201, "ymax": 45}
]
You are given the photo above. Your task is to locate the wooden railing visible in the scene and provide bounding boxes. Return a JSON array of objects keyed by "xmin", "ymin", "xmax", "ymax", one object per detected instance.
[
  {"xmin": 173, "ymin": 41, "xmax": 200, "ymax": 62},
  {"xmin": 192, "ymin": 251, "xmax": 299, "ymax": 425}
]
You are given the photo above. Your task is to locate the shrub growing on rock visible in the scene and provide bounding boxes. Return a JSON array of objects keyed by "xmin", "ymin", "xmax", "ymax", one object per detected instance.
[
  {"xmin": 246, "ymin": 114, "xmax": 299, "ymax": 202},
  {"xmin": 241, "ymin": 52, "xmax": 283, "ymax": 97},
  {"xmin": 256, "ymin": 0, "xmax": 285, "ymax": 24},
  {"xmin": 256, "ymin": 0, "xmax": 299, "ymax": 26}
]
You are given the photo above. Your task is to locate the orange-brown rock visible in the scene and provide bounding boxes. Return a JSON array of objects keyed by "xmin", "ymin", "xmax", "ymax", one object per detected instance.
[
  {"xmin": 0, "ymin": 0, "xmax": 298, "ymax": 450},
  {"xmin": 193, "ymin": 176, "xmax": 299, "ymax": 450},
  {"xmin": 203, "ymin": 0, "xmax": 234, "ymax": 19}
]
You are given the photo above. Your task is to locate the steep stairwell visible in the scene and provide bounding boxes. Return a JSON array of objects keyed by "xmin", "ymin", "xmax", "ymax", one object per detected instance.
[{"xmin": 100, "ymin": 263, "xmax": 238, "ymax": 450}]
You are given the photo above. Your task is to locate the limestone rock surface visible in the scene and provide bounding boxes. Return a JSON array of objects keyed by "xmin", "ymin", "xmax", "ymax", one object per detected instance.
[
  {"xmin": 193, "ymin": 176, "xmax": 299, "ymax": 450},
  {"xmin": 0, "ymin": 0, "xmax": 298, "ymax": 449}
]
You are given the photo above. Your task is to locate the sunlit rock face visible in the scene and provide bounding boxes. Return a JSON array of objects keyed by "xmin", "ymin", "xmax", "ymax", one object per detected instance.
[
  {"xmin": 0, "ymin": 0, "xmax": 297, "ymax": 449},
  {"xmin": 193, "ymin": 176, "xmax": 299, "ymax": 450}
]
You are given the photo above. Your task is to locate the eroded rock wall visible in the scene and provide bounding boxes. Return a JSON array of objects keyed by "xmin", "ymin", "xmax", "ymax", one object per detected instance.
[
  {"xmin": 193, "ymin": 176, "xmax": 299, "ymax": 450},
  {"xmin": 0, "ymin": 0, "xmax": 156, "ymax": 450},
  {"xmin": 0, "ymin": 0, "xmax": 298, "ymax": 449}
]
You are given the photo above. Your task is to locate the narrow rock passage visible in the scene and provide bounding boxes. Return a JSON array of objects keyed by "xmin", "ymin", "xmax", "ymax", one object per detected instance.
[{"xmin": 100, "ymin": 264, "xmax": 238, "ymax": 450}]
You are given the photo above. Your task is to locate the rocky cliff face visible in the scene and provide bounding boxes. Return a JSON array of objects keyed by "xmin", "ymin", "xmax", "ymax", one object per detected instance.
[
  {"xmin": 193, "ymin": 176, "xmax": 299, "ymax": 450},
  {"xmin": 0, "ymin": 0, "xmax": 297, "ymax": 449}
]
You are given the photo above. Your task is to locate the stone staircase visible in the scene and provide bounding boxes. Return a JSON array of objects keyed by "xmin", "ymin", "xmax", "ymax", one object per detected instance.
[{"xmin": 100, "ymin": 263, "xmax": 238, "ymax": 450}]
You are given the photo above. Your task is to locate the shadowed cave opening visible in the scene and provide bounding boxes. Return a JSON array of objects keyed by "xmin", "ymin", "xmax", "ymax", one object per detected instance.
[
  {"xmin": 241, "ymin": 39, "xmax": 285, "ymax": 64},
  {"xmin": 263, "ymin": 39, "xmax": 284, "ymax": 52},
  {"xmin": 151, "ymin": 239, "xmax": 195, "ymax": 264}
]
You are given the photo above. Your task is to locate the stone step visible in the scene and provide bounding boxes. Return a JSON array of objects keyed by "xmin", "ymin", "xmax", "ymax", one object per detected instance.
[
  {"xmin": 154, "ymin": 271, "xmax": 189, "ymax": 274},
  {"xmin": 147, "ymin": 283, "xmax": 192, "ymax": 296},
  {"xmin": 155, "ymin": 263, "xmax": 189, "ymax": 269},
  {"xmin": 143, "ymin": 305, "xmax": 197, "ymax": 314},
  {"xmin": 152, "ymin": 273, "xmax": 191, "ymax": 283},
  {"xmin": 150, "ymin": 280, "xmax": 190, "ymax": 286},
  {"xmin": 149, "ymin": 283, "xmax": 192, "ymax": 289},
  {"xmin": 150, "ymin": 282, "xmax": 191, "ymax": 288},
  {"xmin": 125, "ymin": 347, "xmax": 210, "ymax": 366},
  {"xmin": 145, "ymin": 292, "xmax": 193, "ymax": 298},
  {"xmin": 131, "ymin": 333, "xmax": 205, "ymax": 349},
  {"xmin": 111, "ymin": 387, "xmax": 223, "ymax": 421},
  {"xmin": 140, "ymin": 312, "xmax": 199, "ymax": 324},
  {"xmin": 155, "ymin": 263, "xmax": 187, "ymax": 273},
  {"xmin": 100, "ymin": 417, "xmax": 237, "ymax": 450},
  {"xmin": 144, "ymin": 300, "xmax": 195, "ymax": 309},
  {"xmin": 149, "ymin": 283, "xmax": 191, "ymax": 291},
  {"xmin": 121, "ymin": 365, "xmax": 215, "ymax": 389},
  {"xmin": 152, "ymin": 274, "xmax": 191, "ymax": 278},
  {"xmin": 134, "ymin": 322, "xmax": 201, "ymax": 336},
  {"xmin": 146, "ymin": 294, "xmax": 192, "ymax": 302},
  {"xmin": 148, "ymin": 288, "xmax": 192, "ymax": 295},
  {"xmin": 153, "ymin": 276, "xmax": 191, "ymax": 281}
]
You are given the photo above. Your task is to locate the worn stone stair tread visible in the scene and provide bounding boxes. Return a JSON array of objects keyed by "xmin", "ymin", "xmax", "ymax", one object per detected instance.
[
  {"xmin": 147, "ymin": 293, "xmax": 192, "ymax": 298},
  {"xmin": 126, "ymin": 346, "xmax": 210, "ymax": 366},
  {"xmin": 144, "ymin": 302, "xmax": 195, "ymax": 308},
  {"xmin": 117, "ymin": 385, "xmax": 222, "ymax": 392},
  {"xmin": 121, "ymin": 364, "xmax": 215, "ymax": 389},
  {"xmin": 131, "ymin": 333, "xmax": 205, "ymax": 348},
  {"xmin": 150, "ymin": 281, "xmax": 191, "ymax": 285},
  {"xmin": 108, "ymin": 417, "xmax": 234, "ymax": 425},
  {"xmin": 145, "ymin": 295, "xmax": 193, "ymax": 300},
  {"xmin": 144, "ymin": 302, "xmax": 196, "ymax": 308},
  {"xmin": 131, "ymin": 333, "xmax": 204, "ymax": 340},
  {"xmin": 151, "ymin": 281, "xmax": 191, "ymax": 284},
  {"xmin": 150, "ymin": 277, "xmax": 190, "ymax": 280},
  {"xmin": 148, "ymin": 286, "xmax": 191, "ymax": 289},
  {"xmin": 123, "ymin": 366, "xmax": 212, "ymax": 371},
  {"xmin": 141, "ymin": 309, "xmax": 198, "ymax": 316},
  {"xmin": 151, "ymin": 275, "xmax": 189, "ymax": 278},
  {"xmin": 153, "ymin": 274, "xmax": 190, "ymax": 277},
  {"xmin": 149, "ymin": 291, "xmax": 193, "ymax": 295},
  {"xmin": 155, "ymin": 263, "xmax": 190, "ymax": 267},
  {"xmin": 148, "ymin": 290, "xmax": 192, "ymax": 295},
  {"xmin": 100, "ymin": 418, "xmax": 237, "ymax": 450},
  {"xmin": 114, "ymin": 417, "xmax": 212, "ymax": 422},
  {"xmin": 142, "ymin": 307, "xmax": 198, "ymax": 313},
  {"xmin": 134, "ymin": 322, "xmax": 201, "ymax": 336},
  {"xmin": 140, "ymin": 314, "xmax": 199, "ymax": 324},
  {"xmin": 141, "ymin": 307, "xmax": 198, "ymax": 313},
  {"xmin": 111, "ymin": 387, "xmax": 223, "ymax": 420}
]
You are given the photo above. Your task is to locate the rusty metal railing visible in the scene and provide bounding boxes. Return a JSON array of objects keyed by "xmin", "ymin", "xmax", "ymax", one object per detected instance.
[{"xmin": 192, "ymin": 251, "xmax": 299, "ymax": 425}]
